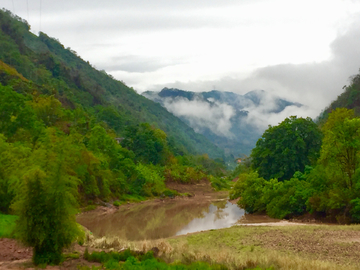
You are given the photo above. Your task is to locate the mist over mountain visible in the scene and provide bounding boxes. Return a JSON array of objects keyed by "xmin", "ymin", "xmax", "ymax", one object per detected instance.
[{"xmin": 143, "ymin": 88, "xmax": 302, "ymax": 157}]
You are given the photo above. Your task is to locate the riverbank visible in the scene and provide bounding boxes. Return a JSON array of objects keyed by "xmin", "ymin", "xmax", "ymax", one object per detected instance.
[
  {"xmin": 3, "ymin": 183, "xmax": 360, "ymax": 270},
  {"xmin": 2, "ymin": 222, "xmax": 360, "ymax": 269}
]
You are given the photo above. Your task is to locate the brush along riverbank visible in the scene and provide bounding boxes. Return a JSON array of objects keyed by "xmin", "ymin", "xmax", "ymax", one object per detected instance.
[
  {"xmin": 2, "ymin": 218, "xmax": 360, "ymax": 269},
  {"xmin": 77, "ymin": 223, "xmax": 360, "ymax": 270}
]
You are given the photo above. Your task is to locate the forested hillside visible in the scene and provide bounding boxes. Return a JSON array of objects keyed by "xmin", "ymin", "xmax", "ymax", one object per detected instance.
[
  {"xmin": 318, "ymin": 71, "xmax": 360, "ymax": 123},
  {"xmin": 143, "ymin": 88, "xmax": 301, "ymax": 157},
  {"xmin": 0, "ymin": 9, "xmax": 225, "ymax": 160},
  {"xmin": 0, "ymin": 9, "xmax": 230, "ymax": 215}
]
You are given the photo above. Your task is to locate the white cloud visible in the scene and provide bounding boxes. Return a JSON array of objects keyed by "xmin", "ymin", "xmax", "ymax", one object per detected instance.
[{"xmin": 163, "ymin": 97, "xmax": 235, "ymax": 137}]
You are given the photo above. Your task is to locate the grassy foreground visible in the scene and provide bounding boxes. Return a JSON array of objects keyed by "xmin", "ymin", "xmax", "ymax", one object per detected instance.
[
  {"xmin": 167, "ymin": 225, "xmax": 360, "ymax": 270},
  {"xmin": 2, "ymin": 214, "xmax": 360, "ymax": 269},
  {"xmin": 85, "ymin": 224, "xmax": 360, "ymax": 270}
]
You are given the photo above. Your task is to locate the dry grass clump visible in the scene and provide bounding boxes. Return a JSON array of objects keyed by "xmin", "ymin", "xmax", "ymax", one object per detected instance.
[
  {"xmin": 84, "ymin": 230, "xmax": 172, "ymax": 256},
  {"xmin": 166, "ymin": 225, "xmax": 360, "ymax": 270},
  {"xmin": 167, "ymin": 241, "xmax": 359, "ymax": 270}
]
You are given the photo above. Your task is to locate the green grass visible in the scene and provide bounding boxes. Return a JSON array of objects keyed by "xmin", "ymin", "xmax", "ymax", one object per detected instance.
[
  {"xmin": 113, "ymin": 195, "xmax": 145, "ymax": 207},
  {"xmin": 0, "ymin": 213, "xmax": 18, "ymax": 238},
  {"xmin": 84, "ymin": 249, "xmax": 260, "ymax": 270}
]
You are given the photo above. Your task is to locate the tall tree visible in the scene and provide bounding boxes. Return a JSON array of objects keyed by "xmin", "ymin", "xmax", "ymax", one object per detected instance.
[
  {"xmin": 319, "ymin": 108, "xmax": 360, "ymax": 190},
  {"xmin": 251, "ymin": 116, "xmax": 322, "ymax": 181},
  {"xmin": 13, "ymin": 129, "xmax": 82, "ymax": 265}
]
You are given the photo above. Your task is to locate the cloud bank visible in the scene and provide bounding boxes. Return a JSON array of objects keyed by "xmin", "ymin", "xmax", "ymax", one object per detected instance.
[
  {"xmin": 149, "ymin": 18, "xmax": 360, "ymax": 121},
  {"xmin": 163, "ymin": 97, "xmax": 235, "ymax": 137}
]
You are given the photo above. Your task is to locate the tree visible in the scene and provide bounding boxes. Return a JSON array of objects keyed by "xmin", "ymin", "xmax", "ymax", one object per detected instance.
[
  {"xmin": 251, "ymin": 116, "xmax": 322, "ymax": 181},
  {"xmin": 305, "ymin": 108, "xmax": 360, "ymax": 222},
  {"xmin": 13, "ymin": 129, "xmax": 82, "ymax": 265},
  {"xmin": 319, "ymin": 108, "xmax": 360, "ymax": 189},
  {"xmin": 121, "ymin": 123, "xmax": 169, "ymax": 165},
  {"xmin": 0, "ymin": 84, "xmax": 37, "ymax": 137}
]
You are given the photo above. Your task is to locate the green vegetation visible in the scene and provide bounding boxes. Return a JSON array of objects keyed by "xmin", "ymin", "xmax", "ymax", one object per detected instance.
[
  {"xmin": 82, "ymin": 248, "xmax": 268, "ymax": 270},
  {"xmin": 231, "ymin": 108, "xmax": 360, "ymax": 222},
  {"xmin": 0, "ymin": 9, "xmax": 229, "ymax": 265},
  {"xmin": 0, "ymin": 213, "xmax": 17, "ymax": 238},
  {"xmin": 318, "ymin": 71, "xmax": 360, "ymax": 123},
  {"xmin": 251, "ymin": 116, "xmax": 322, "ymax": 181}
]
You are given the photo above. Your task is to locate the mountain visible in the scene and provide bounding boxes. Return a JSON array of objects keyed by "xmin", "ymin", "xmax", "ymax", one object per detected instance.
[
  {"xmin": 318, "ymin": 72, "xmax": 360, "ymax": 123},
  {"xmin": 0, "ymin": 9, "xmax": 225, "ymax": 160},
  {"xmin": 143, "ymin": 88, "xmax": 302, "ymax": 157}
]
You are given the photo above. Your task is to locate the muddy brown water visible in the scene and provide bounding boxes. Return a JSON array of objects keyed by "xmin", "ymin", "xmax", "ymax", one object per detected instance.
[{"xmin": 77, "ymin": 196, "xmax": 263, "ymax": 241}]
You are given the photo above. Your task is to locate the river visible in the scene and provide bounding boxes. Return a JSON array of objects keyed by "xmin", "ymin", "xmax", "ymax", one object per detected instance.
[{"xmin": 77, "ymin": 195, "xmax": 245, "ymax": 241}]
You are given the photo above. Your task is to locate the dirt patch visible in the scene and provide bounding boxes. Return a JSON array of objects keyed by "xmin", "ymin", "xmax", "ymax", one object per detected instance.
[
  {"xmin": 0, "ymin": 239, "xmax": 102, "ymax": 270},
  {"xmin": 0, "ymin": 238, "xmax": 32, "ymax": 262},
  {"xmin": 243, "ymin": 228, "xmax": 360, "ymax": 266}
]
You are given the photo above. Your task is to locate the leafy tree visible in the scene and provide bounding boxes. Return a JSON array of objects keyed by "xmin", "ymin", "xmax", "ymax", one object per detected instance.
[
  {"xmin": 31, "ymin": 95, "xmax": 64, "ymax": 126},
  {"xmin": 251, "ymin": 116, "xmax": 322, "ymax": 181},
  {"xmin": 0, "ymin": 134, "xmax": 31, "ymax": 213},
  {"xmin": 307, "ymin": 108, "xmax": 360, "ymax": 222},
  {"xmin": 13, "ymin": 129, "xmax": 82, "ymax": 265},
  {"xmin": 0, "ymin": 84, "xmax": 37, "ymax": 137},
  {"xmin": 319, "ymin": 108, "xmax": 360, "ymax": 189},
  {"xmin": 230, "ymin": 172, "xmax": 267, "ymax": 213},
  {"xmin": 122, "ymin": 123, "xmax": 169, "ymax": 165}
]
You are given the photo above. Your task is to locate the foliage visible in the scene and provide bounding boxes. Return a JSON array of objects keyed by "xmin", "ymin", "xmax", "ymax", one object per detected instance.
[
  {"xmin": 230, "ymin": 168, "xmax": 315, "ymax": 219},
  {"xmin": 230, "ymin": 172, "xmax": 267, "ymax": 214},
  {"xmin": 0, "ymin": 8, "xmax": 226, "ymax": 160},
  {"xmin": 209, "ymin": 176, "xmax": 231, "ymax": 191},
  {"xmin": 12, "ymin": 130, "xmax": 83, "ymax": 265},
  {"xmin": 317, "ymin": 71, "xmax": 360, "ymax": 123},
  {"xmin": 231, "ymin": 108, "xmax": 360, "ymax": 222},
  {"xmin": 132, "ymin": 163, "xmax": 166, "ymax": 197},
  {"xmin": 84, "ymin": 249, "xmax": 229, "ymax": 270},
  {"xmin": 0, "ymin": 9, "xmax": 234, "ymax": 266},
  {"xmin": 251, "ymin": 116, "xmax": 322, "ymax": 181},
  {"xmin": 0, "ymin": 213, "xmax": 18, "ymax": 238},
  {"xmin": 306, "ymin": 108, "xmax": 360, "ymax": 222},
  {"xmin": 0, "ymin": 84, "xmax": 38, "ymax": 138}
]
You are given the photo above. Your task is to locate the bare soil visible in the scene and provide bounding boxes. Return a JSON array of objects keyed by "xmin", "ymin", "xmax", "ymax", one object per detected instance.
[
  {"xmin": 241, "ymin": 227, "xmax": 360, "ymax": 266},
  {"xmin": 0, "ymin": 239, "xmax": 101, "ymax": 270}
]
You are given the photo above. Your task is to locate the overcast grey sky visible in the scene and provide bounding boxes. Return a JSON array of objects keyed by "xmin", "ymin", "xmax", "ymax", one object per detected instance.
[{"xmin": 3, "ymin": 0, "xmax": 360, "ymax": 119}]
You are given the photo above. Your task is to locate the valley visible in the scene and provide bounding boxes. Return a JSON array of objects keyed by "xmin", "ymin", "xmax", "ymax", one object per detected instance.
[{"xmin": 1, "ymin": 6, "xmax": 360, "ymax": 270}]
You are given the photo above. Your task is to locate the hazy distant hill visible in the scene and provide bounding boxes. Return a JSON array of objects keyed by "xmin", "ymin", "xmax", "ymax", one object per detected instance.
[{"xmin": 143, "ymin": 88, "xmax": 302, "ymax": 157}]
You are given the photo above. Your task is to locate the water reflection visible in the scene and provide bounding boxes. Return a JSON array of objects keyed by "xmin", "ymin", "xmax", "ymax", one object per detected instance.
[
  {"xmin": 176, "ymin": 202, "xmax": 244, "ymax": 235},
  {"xmin": 77, "ymin": 199, "xmax": 244, "ymax": 241}
]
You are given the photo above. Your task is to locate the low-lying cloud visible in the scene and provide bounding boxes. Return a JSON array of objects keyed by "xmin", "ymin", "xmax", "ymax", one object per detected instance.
[
  {"xmin": 149, "ymin": 17, "xmax": 360, "ymax": 121},
  {"xmin": 163, "ymin": 97, "xmax": 235, "ymax": 137}
]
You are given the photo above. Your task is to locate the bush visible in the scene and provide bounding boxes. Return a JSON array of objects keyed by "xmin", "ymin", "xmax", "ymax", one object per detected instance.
[
  {"xmin": 230, "ymin": 171, "xmax": 313, "ymax": 219},
  {"xmin": 230, "ymin": 172, "xmax": 267, "ymax": 213},
  {"xmin": 13, "ymin": 166, "xmax": 82, "ymax": 265},
  {"xmin": 209, "ymin": 176, "xmax": 230, "ymax": 191}
]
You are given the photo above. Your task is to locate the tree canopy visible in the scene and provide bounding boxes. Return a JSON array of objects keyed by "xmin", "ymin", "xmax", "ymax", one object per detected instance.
[{"xmin": 251, "ymin": 116, "xmax": 322, "ymax": 181}]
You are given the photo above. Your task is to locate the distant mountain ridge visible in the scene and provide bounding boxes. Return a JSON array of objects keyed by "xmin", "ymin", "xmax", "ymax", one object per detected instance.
[{"xmin": 143, "ymin": 88, "xmax": 302, "ymax": 157}]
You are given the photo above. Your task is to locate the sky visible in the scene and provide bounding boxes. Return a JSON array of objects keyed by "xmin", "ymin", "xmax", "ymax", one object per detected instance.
[{"xmin": 3, "ymin": 0, "xmax": 360, "ymax": 121}]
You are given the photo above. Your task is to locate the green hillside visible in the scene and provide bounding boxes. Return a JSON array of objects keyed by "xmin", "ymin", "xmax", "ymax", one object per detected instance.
[
  {"xmin": 0, "ymin": 8, "xmax": 225, "ymax": 160},
  {"xmin": 318, "ymin": 71, "xmax": 360, "ymax": 123},
  {"xmin": 0, "ymin": 9, "xmax": 232, "ymax": 215}
]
